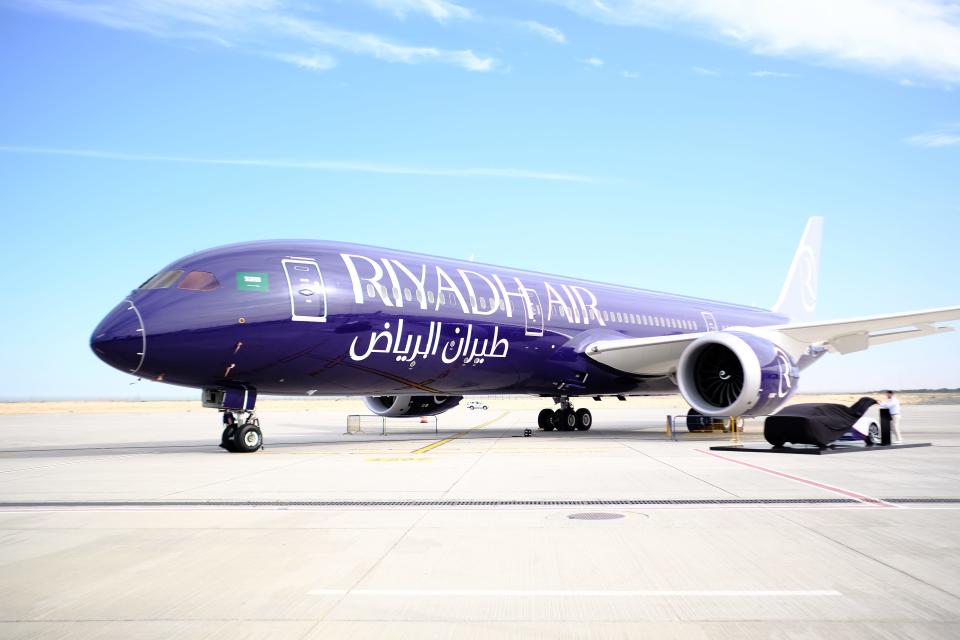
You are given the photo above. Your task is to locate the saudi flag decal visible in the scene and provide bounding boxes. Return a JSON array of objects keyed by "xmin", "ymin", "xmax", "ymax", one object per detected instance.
[{"xmin": 236, "ymin": 272, "xmax": 269, "ymax": 291}]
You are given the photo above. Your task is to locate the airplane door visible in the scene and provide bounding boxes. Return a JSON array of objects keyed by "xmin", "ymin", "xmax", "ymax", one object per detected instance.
[
  {"xmin": 700, "ymin": 311, "xmax": 718, "ymax": 332},
  {"xmin": 524, "ymin": 289, "xmax": 544, "ymax": 337},
  {"xmin": 282, "ymin": 258, "xmax": 327, "ymax": 323}
]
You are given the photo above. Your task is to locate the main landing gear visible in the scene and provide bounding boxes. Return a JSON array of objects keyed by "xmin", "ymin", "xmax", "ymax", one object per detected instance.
[
  {"xmin": 220, "ymin": 410, "xmax": 263, "ymax": 453},
  {"xmin": 538, "ymin": 398, "xmax": 592, "ymax": 432}
]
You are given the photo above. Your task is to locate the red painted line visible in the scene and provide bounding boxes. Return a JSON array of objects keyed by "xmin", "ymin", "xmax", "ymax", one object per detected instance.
[{"xmin": 698, "ymin": 449, "xmax": 898, "ymax": 508}]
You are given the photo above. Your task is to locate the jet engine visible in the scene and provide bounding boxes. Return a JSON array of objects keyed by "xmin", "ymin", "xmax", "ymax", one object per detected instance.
[
  {"xmin": 362, "ymin": 395, "xmax": 463, "ymax": 417},
  {"xmin": 677, "ymin": 332, "xmax": 798, "ymax": 417}
]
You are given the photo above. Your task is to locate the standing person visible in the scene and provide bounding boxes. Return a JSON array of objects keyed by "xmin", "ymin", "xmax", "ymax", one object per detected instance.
[{"xmin": 878, "ymin": 390, "xmax": 902, "ymax": 444}]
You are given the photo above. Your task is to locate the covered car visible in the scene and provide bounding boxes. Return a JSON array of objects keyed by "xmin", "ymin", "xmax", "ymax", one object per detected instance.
[{"xmin": 764, "ymin": 397, "xmax": 878, "ymax": 448}]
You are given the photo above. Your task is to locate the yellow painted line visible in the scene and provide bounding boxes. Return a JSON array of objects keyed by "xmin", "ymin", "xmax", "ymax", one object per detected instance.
[
  {"xmin": 411, "ymin": 411, "xmax": 509, "ymax": 454},
  {"xmin": 366, "ymin": 457, "xmax": 432, "ymax": 462}
]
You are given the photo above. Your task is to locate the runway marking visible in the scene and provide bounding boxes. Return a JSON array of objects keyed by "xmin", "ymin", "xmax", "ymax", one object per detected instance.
[
  {"xmin": 699, "ymin": 449, "xmax": 898, "ymax": 507},
  {"xmin": 308, "ymin": 588, "xmax": 842, "ymax": 597},
  {"xmin": 411, "ymin": 411, "xmax": 508, "ymax": 454}
]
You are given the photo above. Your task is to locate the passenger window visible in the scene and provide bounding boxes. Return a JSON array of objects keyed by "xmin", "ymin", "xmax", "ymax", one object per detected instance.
[
  {"xmin": 479, "ymin": 297, "xmax": 486, "ymax": 309},
  {"xmin": 140, "ymin": 270, "xmax": 184, "ymax": 289},
  {"xmin": 404, "ymin": 288, "xmax": 412, "ymax": 302},
  {"xmin": 602, "ymin": 310, "xmax": 609, "ymax": 321},
  {"xmin": 427, "ymin": 291, "xmax": 435, "ymax": 304},
  {"xmin": 366, "ymin": 283, "xmax": 376, "ymax": 298},
  {"xmin": 178, "ymin": 271, "xmax": 220, "ymax": 291}
]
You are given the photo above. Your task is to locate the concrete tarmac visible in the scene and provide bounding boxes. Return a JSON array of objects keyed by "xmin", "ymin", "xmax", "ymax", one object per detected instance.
[{"xmin": 1, "ymin": 402, "xmax": 959, "ymax": 639}]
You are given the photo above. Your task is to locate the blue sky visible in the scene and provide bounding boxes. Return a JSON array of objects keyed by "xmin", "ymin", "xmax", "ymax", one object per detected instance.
[{"xmin": 0, "ymin": 0, "xmax": 958, "ymax": 400}]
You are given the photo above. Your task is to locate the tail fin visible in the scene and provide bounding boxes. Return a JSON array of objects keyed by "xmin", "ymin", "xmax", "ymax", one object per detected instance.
[{"xmin": 772, "ymin": 216, "xmax": 823, "ymax": 322}]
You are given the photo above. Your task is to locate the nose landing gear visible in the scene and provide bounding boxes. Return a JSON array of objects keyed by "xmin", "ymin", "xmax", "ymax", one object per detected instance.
[
  {"xmin": 538, "ymin": 397, "xmax": 592, "ymax": 432},
  {"xmin": 220, "ymin": 411, "xmax": 262, "ymax": 453}
]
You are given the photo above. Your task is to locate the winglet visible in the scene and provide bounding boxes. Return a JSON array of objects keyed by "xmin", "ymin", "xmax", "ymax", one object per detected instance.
[{"xmin": 772, "ymin": 217, "xmax": 823, "ymax": 322}]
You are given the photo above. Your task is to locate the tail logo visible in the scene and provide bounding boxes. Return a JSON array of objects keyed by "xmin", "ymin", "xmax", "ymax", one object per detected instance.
[{"xmin": 797, "ymin": 245, "xmax": 818, "ymax": 313}]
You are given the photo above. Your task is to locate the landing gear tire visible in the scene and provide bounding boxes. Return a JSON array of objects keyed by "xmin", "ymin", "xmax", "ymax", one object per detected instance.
[
  {"xmin": 556, "ymin": 409, "xmax": 577, "ymax": 431},
  {"xmin": 538, "ymin": 409, "xmax": 556, "ymax": 431},
  {"xmin": 575, "ymin": 408, "xmax": 592, "ymax": 431},
  {"xmin": 234, "ymin": 424, "xmax": 263, "ymax": 453},
  {"xmin": 220, "ymin": 424, "xmax": 239, "ymax": 452}
]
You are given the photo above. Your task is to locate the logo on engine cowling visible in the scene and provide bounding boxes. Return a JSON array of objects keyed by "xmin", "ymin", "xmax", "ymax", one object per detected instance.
[{"xmin": 775, "ymin": 348, "xmax": 795, "ymax": 398}]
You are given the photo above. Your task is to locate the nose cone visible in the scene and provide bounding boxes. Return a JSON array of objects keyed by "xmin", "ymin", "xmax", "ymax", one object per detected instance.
[{"xmin": 90, "ymin": 300, "xmax": 146, "ymax": 375}]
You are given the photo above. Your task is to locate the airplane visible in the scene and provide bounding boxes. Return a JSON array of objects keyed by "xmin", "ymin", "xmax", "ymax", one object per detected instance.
[{"xmin": 90, "ymin": 217, "xmax": 960, "ymax": 452}]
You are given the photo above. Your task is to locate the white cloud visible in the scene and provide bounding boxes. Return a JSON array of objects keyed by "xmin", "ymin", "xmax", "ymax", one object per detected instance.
[
  {"xmin": 581, "ymin": 56, "xmax": 604, "ymax": 67},
  {"xmin": 269, "ymin": 52, "xmax": 337, "ymax": 71},
  {"xmin": 367, "ymin": 0, "xmax": 472, "ymax": 22},
  {"xmin": 691, "ymin": 66, "xmax": 719, "ymax": 76},
  {"xmin": 620, "ymin": 70, "xmax": 640, "ymax": 78},
  {"xmin": 15, "ymin": 0, "xmax": 495, "ymax": 72},
  {"xmin": 905, "ymin": 126, "xmax": 960, "ymax": 147},
  {"xmin": 554, "ymin": 0, "xmax": 960, "ymax": 84},
  {"xmin": 0, "ymin": 146, "xmax": 599, "ymax": 183},
  {"xmin": 521, "ymin": 20, "xmax": 566, "ymax": 43},
  {"xmin": 750, "ymin": 70, "xmax": 794, "ymax": 78},
  {"xmin": 270, "ymin": 15, "xmax": 494, "ymax": 70}
]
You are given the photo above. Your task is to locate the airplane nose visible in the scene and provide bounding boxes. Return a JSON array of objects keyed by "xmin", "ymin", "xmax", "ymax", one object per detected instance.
[{"xmin": 90, "ymin": 300, "xmax": 146, "ymax": 374}]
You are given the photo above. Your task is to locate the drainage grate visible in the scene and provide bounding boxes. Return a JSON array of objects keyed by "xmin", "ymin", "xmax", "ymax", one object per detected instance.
[
  {"xmin": 567, "ymin": 512, "xmax": 625, "ymax": 520},
  {"xmin": 884, "ymin": 498, "xmax": 960, "ymax": 504},
  {"xmin": 0, "ymin": 497, "xmax": 869, "ymax": 508}
]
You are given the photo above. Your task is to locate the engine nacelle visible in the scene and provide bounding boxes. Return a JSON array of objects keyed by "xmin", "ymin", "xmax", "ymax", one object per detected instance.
[
  {"xmin": 677, "ymin": 332, "xmax": 798, "ymax": 417},
  {"xmin": 362, "ymin": 395, "xmax": 463, "ymax": 417}
]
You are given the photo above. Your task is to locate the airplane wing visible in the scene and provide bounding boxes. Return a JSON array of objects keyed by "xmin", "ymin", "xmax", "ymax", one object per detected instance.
[
  {"xmin": 584, "ymin": 333, "xmax": 703, "ymax": 375},
  {"xmin": 584, "ymin": 305, "xmax": 960, "ymax": 375},
  {"xmin": 769, "ymin": 305, "xmax": 960, "ymax": 354}
]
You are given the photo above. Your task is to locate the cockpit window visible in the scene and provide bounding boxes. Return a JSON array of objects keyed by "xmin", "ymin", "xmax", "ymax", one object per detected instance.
[
  {"xmin": 139, "ymin": 270, "xmax": 184, "ymax": 289},
  {"xmin": 178, "ymin": 271, "xmax": 220, "ymax": 291}
]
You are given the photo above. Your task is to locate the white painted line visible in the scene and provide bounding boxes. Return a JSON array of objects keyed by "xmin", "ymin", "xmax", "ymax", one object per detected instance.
[{"xmin": 308, "ymin": 588, "xmax": 841, "ymax": 597}]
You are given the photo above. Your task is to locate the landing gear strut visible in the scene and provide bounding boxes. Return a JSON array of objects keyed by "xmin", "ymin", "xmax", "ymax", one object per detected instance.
[
  {"xmin": 537, "ymin": 397, "xmax": 592, "ymax": 432},
  {"xmin": 220, "ymin": 410, "xmax": 262, "ymax": 453}
]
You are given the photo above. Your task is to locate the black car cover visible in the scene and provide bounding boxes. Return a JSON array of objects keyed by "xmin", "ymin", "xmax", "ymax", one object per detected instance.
[{"xmin": 764, "ymin": 397, "xmax": 878, "ymax": 447}]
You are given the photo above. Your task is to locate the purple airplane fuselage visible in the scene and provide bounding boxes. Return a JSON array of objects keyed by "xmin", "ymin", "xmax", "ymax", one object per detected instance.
[{"xmin": 91, "ymin": 240, "xmax": 788, "ymax": 398}]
